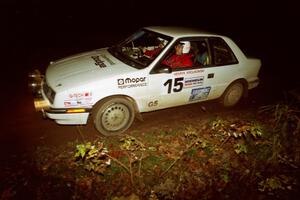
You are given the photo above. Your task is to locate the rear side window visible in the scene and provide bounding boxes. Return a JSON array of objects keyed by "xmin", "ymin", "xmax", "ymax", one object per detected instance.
[{"xmin": 209, "ymin": 37, "xmax": 238, "ymax": 66}]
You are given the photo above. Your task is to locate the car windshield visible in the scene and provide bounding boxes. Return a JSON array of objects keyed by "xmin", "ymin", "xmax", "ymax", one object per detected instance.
[{"xmin": 108, "ymin": 29, "xmax": 172, "ymax": 69}]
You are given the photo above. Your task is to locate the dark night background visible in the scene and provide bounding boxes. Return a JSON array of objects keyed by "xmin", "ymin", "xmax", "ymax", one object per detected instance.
[
  {"xmin": 1, "ymin": 0, "xmax": 299, "ymax": 153},
  {"xmin": 0, "ymin": 0, "xmax": 300, "ymax": 199},
  {"xmin": 2, "ymin": 0, "xmax": 299, "ymax": 89},
  {"xmin": 1, "ymin": 0, "xmax": 299, "ymax": 144}
]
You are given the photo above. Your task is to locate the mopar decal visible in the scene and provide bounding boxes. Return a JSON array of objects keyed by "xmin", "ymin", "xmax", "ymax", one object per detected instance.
[
  {"xmin": 91, "ymin": 56, "xmax": 106, "ymax": 68},
  {"xmin": 118, "ymin": 77, "xmax": 147, "ymax": 89},
  {"xmin": 189, "ymin": 86, "xmax": 211, "ymax": 101}
]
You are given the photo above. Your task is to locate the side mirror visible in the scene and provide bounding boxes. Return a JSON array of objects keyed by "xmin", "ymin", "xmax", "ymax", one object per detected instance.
[{"xmin": 156, "ymin": 65, "xmax": 172, "ymax": 74}]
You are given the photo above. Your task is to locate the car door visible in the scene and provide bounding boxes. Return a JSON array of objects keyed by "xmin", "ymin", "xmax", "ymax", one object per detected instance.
[
  {"xmin": 199, "ymin": 37, "xmax": 240, "ymax": 99},
  {"xmin": 145, "ymin": 37, "xmax": 240, "ymax": 111},
  {"xmin": 147, "ymin": 67, "xmax": 207, "ymax": 110},
  {"xmin": 145, "ymin": 39, "xmax": 210, "ymax": 111}
]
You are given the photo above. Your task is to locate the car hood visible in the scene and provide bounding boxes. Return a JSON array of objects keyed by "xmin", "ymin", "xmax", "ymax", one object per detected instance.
[{"xmin": 45, "ymin": 48, "xmax": 134, "ymax": 91}]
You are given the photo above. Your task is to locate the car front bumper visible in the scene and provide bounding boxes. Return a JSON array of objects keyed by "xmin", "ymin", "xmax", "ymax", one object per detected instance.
[
  {"xmin": 33, "ymin": 97, "xmax": 90, "ymax": 124},
  {"xmin": 29, "ymin": 70, "xmax": 91, "ymax": 125}
]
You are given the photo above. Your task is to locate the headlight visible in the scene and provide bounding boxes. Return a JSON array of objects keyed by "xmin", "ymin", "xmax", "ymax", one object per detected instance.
[
  {"xmin": 43, "ymin": 81, "xmax": 56, "ymax": 104},
  {"xmin": 28, "ymin": 69, "xmax": 44, "ymax": 96}
]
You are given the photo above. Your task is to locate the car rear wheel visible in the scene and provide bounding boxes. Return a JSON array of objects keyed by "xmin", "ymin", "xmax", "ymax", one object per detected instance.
[
  {"xmin": 93, "ymin": 97, "xmax": 135, "ymax": 136},
  {"xmin": 221, "ymin": 81, "xmax": 244, "ymax": 107}
]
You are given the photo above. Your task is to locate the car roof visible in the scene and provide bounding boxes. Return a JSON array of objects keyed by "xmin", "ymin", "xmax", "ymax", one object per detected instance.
[{"xmin": 144, "ymin": 26, "xmax": 221, "ymax": 38}]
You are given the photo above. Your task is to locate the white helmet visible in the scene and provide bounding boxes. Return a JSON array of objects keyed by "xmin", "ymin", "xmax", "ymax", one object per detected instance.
[{"xmin": 180, "ymin": 41, "xmax": 191, "ymax": 54}]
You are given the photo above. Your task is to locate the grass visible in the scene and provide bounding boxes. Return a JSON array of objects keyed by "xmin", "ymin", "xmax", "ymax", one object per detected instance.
[{"xmin": 2, "ymin": 101, "xmax": 300, "ymax": 200}]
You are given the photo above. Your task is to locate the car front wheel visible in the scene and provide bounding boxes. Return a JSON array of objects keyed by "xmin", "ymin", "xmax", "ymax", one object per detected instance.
[
  {"xmin": 221, "ymin": 81, "xmax": 244, "ymax": 107},
  {"xmin": 93, "ymin": 97, "xmax": 135, "ymax": 136}
]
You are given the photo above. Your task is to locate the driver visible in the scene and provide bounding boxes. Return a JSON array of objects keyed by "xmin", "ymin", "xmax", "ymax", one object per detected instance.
[
  {"xmin": 162, "ymin": 41, "xmax": 193, "ymax": 68},
  {"xmin": 143, "ymin": 38, "xmax": 166, "ymax": 58}
]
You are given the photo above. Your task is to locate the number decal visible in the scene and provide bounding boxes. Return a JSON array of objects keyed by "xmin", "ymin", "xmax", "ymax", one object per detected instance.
[
  {"xmin": 164, "ymin": 77, "xmax": 184, "ymax": 94},
  {"xmin": 163, "ymin": 79, "xmax": 172, "ymax": 94},
  {"xmin": 173, "ymin": 77, "xmax": 184, "ymax": 92}
]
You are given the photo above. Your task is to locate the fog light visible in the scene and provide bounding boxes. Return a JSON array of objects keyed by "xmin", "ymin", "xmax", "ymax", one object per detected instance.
[
  {"xmin": 34, "ymin": 99, "xmax": 49, "ymax": 111},
  {"xmin": 66, "ymin": 108, "xmax": 86, "ymax": 113}
]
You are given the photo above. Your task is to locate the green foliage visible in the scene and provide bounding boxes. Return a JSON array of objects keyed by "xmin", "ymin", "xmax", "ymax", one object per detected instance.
[
  {"xmin": 250, "ymin": 123, "xmax": 263, "ymax": 139},
  {"xmin": 194, "ymin": 138, "xmax": 216, "ymax": 156},
  {"xmin": 200, "ymin": 140, "xmax": 208, "ymax": 149},
  {"xmin": 259, "ymin": 101, "xmax": 300, "ymax": 165},
  {"xmin": 153, "ymin": 178, "xmax": 177, "ymax": 200},
  {"xmin": 183, "ymin": 125, "xmax": 198, "ymax": 138},
  {"xmin": 186, "ymin": 148, "xmax": 197, "ymax": 157},
  {"xmin": 258, "ymin": 176, "xmax": 284, "ymax": 192},
  {"xmin": 211, "ymin": 118, "xmax": 263, "ymax": 140},
  {"xmin": 111, "ymin": 193, "xmax": 140, "ymax": 200},
  {"xmin": 259, "ymin": 102, "xmax": 299, "ymax": 135},
  {"xmin": 109, "ymin": 163, "xmax": 123, "ymax": 175},
  {"xmin": 74, "ymin": 142, "xmax": 110, "ymax": 174},
  {"xmin": 120, "ymin": 135, "xmax": 145, "ymax": 151},
  {"xmin": 74, "ymin": 144, "xmax": 87, "ymax": 159},
  {"xmin": 32, "ymin": 104, "xmax": 300, "ymax": 199},
  {"xmin": 221, "ymin": 173, "xmax": 230, "ymax": 183},
  {"xmin": 258, "ymin": 175, "xmax": 296, "ymax": 192},
  {"xmin": 211, "ymin": 118, "xmax": 227, "ymax": 131},
  {"xmin": 234, "ymin": 143, "xmax": 248, "ymax": 154},
  {"xmin": 219, "ymin": 162, "xmax": 231, "ymax": 183},
  {"xmin": 144, "ymin": 155, "xmax": 163, "ymax": 168}
]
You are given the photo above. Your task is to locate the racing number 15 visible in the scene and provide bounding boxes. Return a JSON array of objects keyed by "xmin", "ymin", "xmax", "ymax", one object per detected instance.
[{"xmin": 164, "ymin": 77, "xmax": 184, "ymax": 94}]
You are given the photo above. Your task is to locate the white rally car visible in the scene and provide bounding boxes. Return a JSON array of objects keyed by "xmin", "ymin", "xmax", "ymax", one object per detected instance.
[{"xmin": 29, "ymin": 26, "xmax": 261, "ymax": 136}]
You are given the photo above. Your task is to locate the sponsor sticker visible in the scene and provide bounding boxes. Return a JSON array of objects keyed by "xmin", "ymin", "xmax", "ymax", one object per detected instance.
[
  {"xmin": 91, "ymin": 55, "xmax": 107, "ymax": 68},
  {"xmin": 173, "ymin": 71, "xmax": 185, "ymax": 76},
  {"xmin": 68, "ymin": 92, "xmax": 92, "ymax": 99},
  {"xmin": 117, "ymin": 77, "xmax": 147, "ymax": 89},
  {"xmin": 174, "ymin": 69, "xmax": 204, "ymax": 76},
  {"xmin": 64, "ymin": 101, "xmax": 78, "ymax": 107},
  {"xmin": 101, "ymin": 54, "xmax": 115, "ymax": 65},
  {"xmin": 189, "ymin": 86, "xmax": 211, "ymax": 101},
  {"xmin": 186, "ymin": 69, "xmax": 204, "ymax": 74},
  {"xmin": 148, "ymin": 100, "xmax": 158, "ymax": 107},
  {"xmin": 64, "ymin": 92, "xmax": 93, "ymax": 107},
  {"xmin": 184, "ymin": 76, "xmax": 204, "ymax": 88}
]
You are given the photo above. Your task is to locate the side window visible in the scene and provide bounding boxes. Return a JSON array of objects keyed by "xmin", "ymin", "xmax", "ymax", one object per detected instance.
[
  {"xmin": 209, "ymin": 37, "xmax": 238, "ymax": 66},
  {"xmin": 159, "ymin": 38, "xmax": 211, "ymax": 71},
  {"xmin": 160, "ymin": 40, "xmax": 195, "ymax": 71},
  {"xmin": 192, "ymin": 39, "xmax": 210, "ymax": 67}
]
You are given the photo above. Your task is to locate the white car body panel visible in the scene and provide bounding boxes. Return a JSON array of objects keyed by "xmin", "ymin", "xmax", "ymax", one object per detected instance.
[
  {"xmin": 46, "ymin": 112, "xmax": 89, "ymax": 125},
  {"xmin": 33, "ymin": 26, "xmax": 261, "ymax": 126}
]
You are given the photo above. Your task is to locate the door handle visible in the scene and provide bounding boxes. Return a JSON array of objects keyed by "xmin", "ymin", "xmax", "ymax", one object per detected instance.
[{"xmin": 208, "ymin": 73, "xmax": 214, "ymax": 78}]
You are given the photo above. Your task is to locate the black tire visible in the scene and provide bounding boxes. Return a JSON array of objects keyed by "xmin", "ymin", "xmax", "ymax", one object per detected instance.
[
  {"xmin": 221, "ymin": 81, "xmax": 244, "ymax": 107},
  {"xmin": 93, "ymin": 97, "xmax": 135, "ymax": 136}
]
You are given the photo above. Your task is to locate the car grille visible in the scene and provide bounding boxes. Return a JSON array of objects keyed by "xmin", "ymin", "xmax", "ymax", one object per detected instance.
[{"xmin": 43, "ymin": 81, "xmax": 55, "ymax": 104}]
